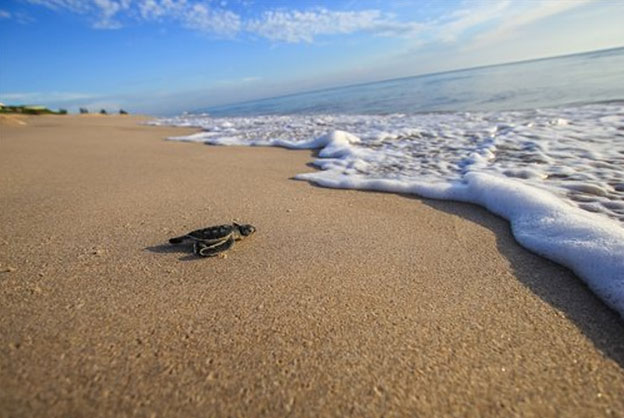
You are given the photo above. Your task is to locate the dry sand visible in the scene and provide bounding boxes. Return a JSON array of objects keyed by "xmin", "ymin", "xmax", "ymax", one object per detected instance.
[
  {"xmin": 0, "ymin": 114, "xmax": 28, "ymax": 127},
  {"xmin": 1, "ymin": 115, "xmax": 623, "ymax": 417}
]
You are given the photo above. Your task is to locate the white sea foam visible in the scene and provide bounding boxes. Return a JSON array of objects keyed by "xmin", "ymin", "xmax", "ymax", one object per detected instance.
[{"xmin": 151, "ymin": 102, "xmax": 624, "ymax": 317}]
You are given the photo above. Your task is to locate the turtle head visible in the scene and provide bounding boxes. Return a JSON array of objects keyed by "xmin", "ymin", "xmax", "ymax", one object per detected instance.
[{"xmin": 234, "ymin": 222, "xmax": 256, "ymax": 237}]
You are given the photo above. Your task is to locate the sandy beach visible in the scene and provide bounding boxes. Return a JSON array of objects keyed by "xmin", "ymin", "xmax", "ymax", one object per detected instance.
[{"xmin": 1, "ymin": 115, "xmax": 623, "ymax": 417}]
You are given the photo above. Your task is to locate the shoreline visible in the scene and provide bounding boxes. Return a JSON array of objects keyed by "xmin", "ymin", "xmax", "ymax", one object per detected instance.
[
  {"xmin": 1, "ymin": 115, "xmax": 623, "ymax": 416},
  {"xmin": 159, "ymin": 113, "xmax": 624, "ymax": 320}
]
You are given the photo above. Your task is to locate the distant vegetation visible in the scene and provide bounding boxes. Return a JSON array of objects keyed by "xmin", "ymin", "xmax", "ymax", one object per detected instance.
[
  {"xmin": 0, "ymin": 104, "xmax": 67, "ymax": 115},
  {"xmin": 0, "ymin": 104, "xmax": 130, "ymax": 115}
]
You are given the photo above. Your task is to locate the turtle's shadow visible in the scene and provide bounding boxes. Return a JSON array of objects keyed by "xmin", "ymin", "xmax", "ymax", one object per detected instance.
[{"xmin": 145, "ymin": 243, "xmax": 199, "ymax": 261}]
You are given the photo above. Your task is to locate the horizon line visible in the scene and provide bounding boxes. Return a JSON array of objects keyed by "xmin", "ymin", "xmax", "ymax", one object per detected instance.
[{"xmin": 193, "ymin": 44, "xmax": 624, "ymax": 115}]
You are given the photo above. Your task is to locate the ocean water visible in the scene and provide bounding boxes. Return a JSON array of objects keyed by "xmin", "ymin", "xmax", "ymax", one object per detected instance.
[
  {"xmin": 151, "ymin": 47, "xmax": 624, "ymax": 317},
  {"xmin": 198, "ymin": 47, "xmax": 624, "ymax": 117}
]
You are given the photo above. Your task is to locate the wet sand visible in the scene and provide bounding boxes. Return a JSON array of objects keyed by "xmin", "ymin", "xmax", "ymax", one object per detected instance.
[{"xmin": 1, "ymin": 115, "xmax": 623, "ymax": 417}]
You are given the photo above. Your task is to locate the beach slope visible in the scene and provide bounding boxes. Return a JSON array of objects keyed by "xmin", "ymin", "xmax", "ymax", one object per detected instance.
[{"xmin": 1, "ymin": 115, "xmax": 623, "ymax": 417}]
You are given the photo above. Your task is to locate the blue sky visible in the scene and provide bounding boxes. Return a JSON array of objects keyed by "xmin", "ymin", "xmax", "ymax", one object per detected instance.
[{"xmin": 1, "ymin": 0, "xmax": 623, "ymax": 114}]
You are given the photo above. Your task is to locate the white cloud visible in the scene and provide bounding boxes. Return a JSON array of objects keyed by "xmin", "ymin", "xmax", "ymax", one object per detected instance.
[
  {"xmin": 91, "ymin": 0, "xmax": 129, "ymax": 28},
  {"xmin": 0, "ymin": 9, "xmax": 36, "ymax": 24},
  {"xmin": 137, "ymin": 0, "xmax": 188, "ymax": 20},
  {"xmin": 25, "ymin": 0, "xmax": 128, "ymax": 28},
  {"xmin": 22, "ymin": 1, "xmax": 423, "ymax": 40},
  {"xmin": 470, "ymin": 0, "xmax": 596, "ymax": 48},
  {"xmin": 18, "ymin": 0, "xmax": 602, "ymax": 47},
  {"xmin": 138, "ymin": 0, "xmax": 166, "ymax": 19},
  {"xmin": 135, "ymin": 0, "xmax": 241, "ymax": 36},
  {"xmin": 181, "ymin": 3, "xmax": 240, "ymax": 36},
  {"xmin": 26, "ymin": 0, "xmax": 91, "ymax": 14},
  {"xmin": 0, "ymin": 91, "xmax": 93, "ymax": 104},
  {"xmin": 436, "ymin": 0, "xmax": 511, "ymax": 42},
  {"xmin": 245, "ymin": 8, "xmax": 422, "ymax": 43}
]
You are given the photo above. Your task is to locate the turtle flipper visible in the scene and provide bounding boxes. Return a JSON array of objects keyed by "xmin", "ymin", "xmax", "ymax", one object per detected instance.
[
  {"xmin": 194, "ymin": 237, "xmax": 235, "ymax": 257},
  {"xmin": 169, "ymin": 236, "xmax": 188, "ymax": 244}
]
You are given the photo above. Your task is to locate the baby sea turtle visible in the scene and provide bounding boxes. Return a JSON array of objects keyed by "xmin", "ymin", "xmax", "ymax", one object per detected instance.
[{"xmin": 169, "ymin": 222, "xmax": 256, "ymax": 257}]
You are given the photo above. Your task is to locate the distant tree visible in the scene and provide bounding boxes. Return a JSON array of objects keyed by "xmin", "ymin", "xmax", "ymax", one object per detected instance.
[
  {"xmin": 119, "ymin": 109, "xmax": 128, "ymax": 115},
  {"xmin": 58, "ymin": 109, "xmax": 68, "ymax": 115},
  {"xmin": 79, "ymin": 108, "xmax": 89, "ymax": 114},
  {"xmin": 100, "ymin": 109, "xmax": 107, "ymax": 115}
]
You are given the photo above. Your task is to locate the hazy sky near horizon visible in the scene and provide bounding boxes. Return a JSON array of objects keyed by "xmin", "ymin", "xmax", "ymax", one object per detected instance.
[{"xmin": 1, "ymin": 0, "xmax": 623, "ymax": 114}]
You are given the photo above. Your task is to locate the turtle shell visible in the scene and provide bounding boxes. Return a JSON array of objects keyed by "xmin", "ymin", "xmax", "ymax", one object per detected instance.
[{"xmin": 187, "ymin": 224, "xmax": 234, "ymax": 242}]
